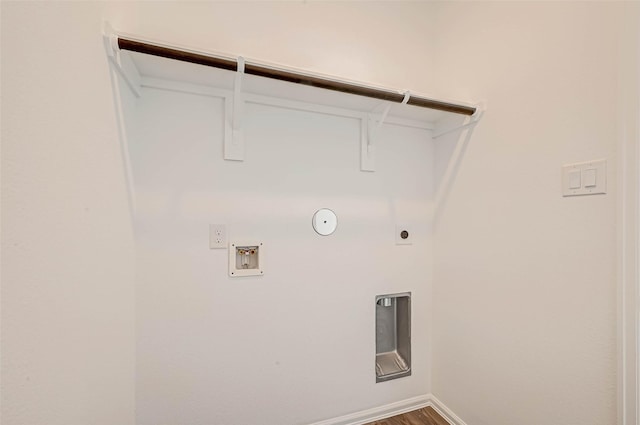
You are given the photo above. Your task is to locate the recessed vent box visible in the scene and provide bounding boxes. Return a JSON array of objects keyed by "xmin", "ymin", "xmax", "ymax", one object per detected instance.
[{"xmin": 375, "ymin": 292, "xmax": 411, "ymax": 383}]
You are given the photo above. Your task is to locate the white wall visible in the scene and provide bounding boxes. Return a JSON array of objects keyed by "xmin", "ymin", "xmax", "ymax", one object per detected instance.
[
  {"xmin": 109, "ymin": 3, "xmax": 440, "ymax": 423},
  {"xmin": 103, "ymin": 1, "xmax": 436, "ymax": 93},
  {"xmin": 430, "ymin": 3, "xmax": 636, "ymax": 425},
  {"xmin": 129, "ymin": 84, "xmax": 434, "ymax": 425},
  {"xmin": 2, "ymin": 1, "xmax": 636, "ymax": 425},
  {"xmin": 2, "ymin": 2, "xmax": 438, "ymax": 424},
  {"xmin": 1, "ymin": 2, "xmax": 135, "ymax": 424}
]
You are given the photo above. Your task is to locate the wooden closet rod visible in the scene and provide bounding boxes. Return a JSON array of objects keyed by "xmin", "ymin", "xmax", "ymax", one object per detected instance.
[{"xmin": 117, "ymin": 37, "xmax": 476, "ymax": 116}]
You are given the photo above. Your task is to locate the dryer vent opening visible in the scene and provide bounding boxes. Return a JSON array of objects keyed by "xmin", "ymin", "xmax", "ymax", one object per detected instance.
[{"xmin": 375, "ymin": 293, "xmax": 411, "ymax": 382}]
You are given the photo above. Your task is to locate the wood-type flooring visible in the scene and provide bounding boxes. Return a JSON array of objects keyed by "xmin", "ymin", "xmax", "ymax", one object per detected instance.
[{"xmin": 364, "ymin": 407, "xmax": 450, "ymax": 425}]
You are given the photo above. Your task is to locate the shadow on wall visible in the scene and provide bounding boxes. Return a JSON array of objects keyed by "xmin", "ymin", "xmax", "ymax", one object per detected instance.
[{"xmin": 433, "ymin": 107, "xmax": 485, "ymax": 226}]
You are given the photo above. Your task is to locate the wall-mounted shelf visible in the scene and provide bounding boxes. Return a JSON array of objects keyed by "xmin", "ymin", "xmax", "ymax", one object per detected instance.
[
  {"xmin": 104, "ymin": 26, "xmax": 482, "ymax": 171},
  {"xmin": 109, "ymin": 35, "xmax": 476, "ymax": 115}
]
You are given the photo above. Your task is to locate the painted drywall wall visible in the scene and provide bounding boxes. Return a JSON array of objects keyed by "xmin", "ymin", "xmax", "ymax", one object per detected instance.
[
  {"xmin": 1, "ymin": 2, "xmax": 135, "ymax": 425},
  {"xmin": 101, "ymin": 1, "xmax": 437, "ymax": 95},
  {"xmin": 430, "ymin": 3, "xmax": 637, "ymax": 425},
  {"xmin": 106, "ymin": 3, "xmax": 441, "ymax": 423},
  {"xmin": 2, "ymin": 2, "xmax": 439, "ymax": 424},
  {"xmin": 128, "ymin": 82, "xmax": 434, "ymax": 425},
  {"xmin": 3, "ymin": 1, "xmax": 635, "ymax": 424}
]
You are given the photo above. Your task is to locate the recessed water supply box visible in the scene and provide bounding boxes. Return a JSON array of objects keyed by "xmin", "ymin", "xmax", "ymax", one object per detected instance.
[
  {"xmin": 375, "ymin": 292, "xmax": 411, "ymax": 382},
  {"xmin": 229, "ymin": 242, "xmax": 264, "ymax": 277}
]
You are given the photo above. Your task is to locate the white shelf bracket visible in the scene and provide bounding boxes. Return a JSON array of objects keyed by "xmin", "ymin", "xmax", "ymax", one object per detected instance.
[
  {"xmin": 433, "ymin": 101, "xmax": 486, "ymax": 139},
  {"xmin": 102, "ymin": 22, "xmax": 141, "ymax": 98},
  {"xmin": 224, "ymin": 56, "xmax": 245, "ymax": 161},
  {"xmin": 361, "ymin": 91, "xmax": 410, "ymax": 172}
]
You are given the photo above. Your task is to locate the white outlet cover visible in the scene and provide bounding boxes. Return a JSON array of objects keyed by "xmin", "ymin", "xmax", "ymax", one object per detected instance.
[
  {"xmin": 396, "ymin": 225, "xmax": 413, "ymax": 245},
  {"xmin": 209, "ymin": 224, "xmax": 227, "ymax": 249}
]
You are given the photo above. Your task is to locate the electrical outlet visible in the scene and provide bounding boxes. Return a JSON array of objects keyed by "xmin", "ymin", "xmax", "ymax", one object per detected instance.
[
  {"xmin": 209, "ymin": 224, "xmax": 227, "ymax": 249},
  {"xmin": 395, "ymin": 225, "xmax": 413, "ymax": 245}
]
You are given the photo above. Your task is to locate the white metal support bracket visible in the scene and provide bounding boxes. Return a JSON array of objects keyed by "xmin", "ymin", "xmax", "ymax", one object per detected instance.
[
  {"xmin": 102, "ymin": 22, "xmax": 138, "ymax": 216},
  {"xmin": 224, "ymin": 56, "xmax": 245, "ymax": 161},
  {"xmin": 432, "ymin": 101, "xmax": 486, "ymax": 139},
  {"xmin": 102, "ymin": 22, "xmax": 141, "ymax": 98},
  {"xmin": 361, "ymin": 91, "xmax": 410, "ymax": 172}
]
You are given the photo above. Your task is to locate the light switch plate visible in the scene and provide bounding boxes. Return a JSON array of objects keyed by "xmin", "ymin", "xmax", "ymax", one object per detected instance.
[{"xmin": 562, "ymin": 159, "xmax": 606, "ymax": 197}]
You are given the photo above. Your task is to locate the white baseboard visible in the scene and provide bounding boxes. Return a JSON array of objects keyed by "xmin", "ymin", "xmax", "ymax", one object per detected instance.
[
  {"xmin": 305, "ymin": 394, "xmax": 467, "ymax": 425},
  {"xmin": 306, "ymin": 395, "xmax": 430, "ymax": 425},
  {"xmin": 427, "ymin": 394, "xmax": 469, "ymax": 425}
]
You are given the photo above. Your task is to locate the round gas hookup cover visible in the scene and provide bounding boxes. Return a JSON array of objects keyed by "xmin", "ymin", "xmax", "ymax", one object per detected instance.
[{"xmin": 312, "ymin": 209, "xmax": 337, "ymax": 236}]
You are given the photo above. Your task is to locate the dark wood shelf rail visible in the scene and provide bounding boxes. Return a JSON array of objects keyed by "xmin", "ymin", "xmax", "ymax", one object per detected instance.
[{"xmin": 117, "ymin": 38, "xmax": 476, "ymax": 116}]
